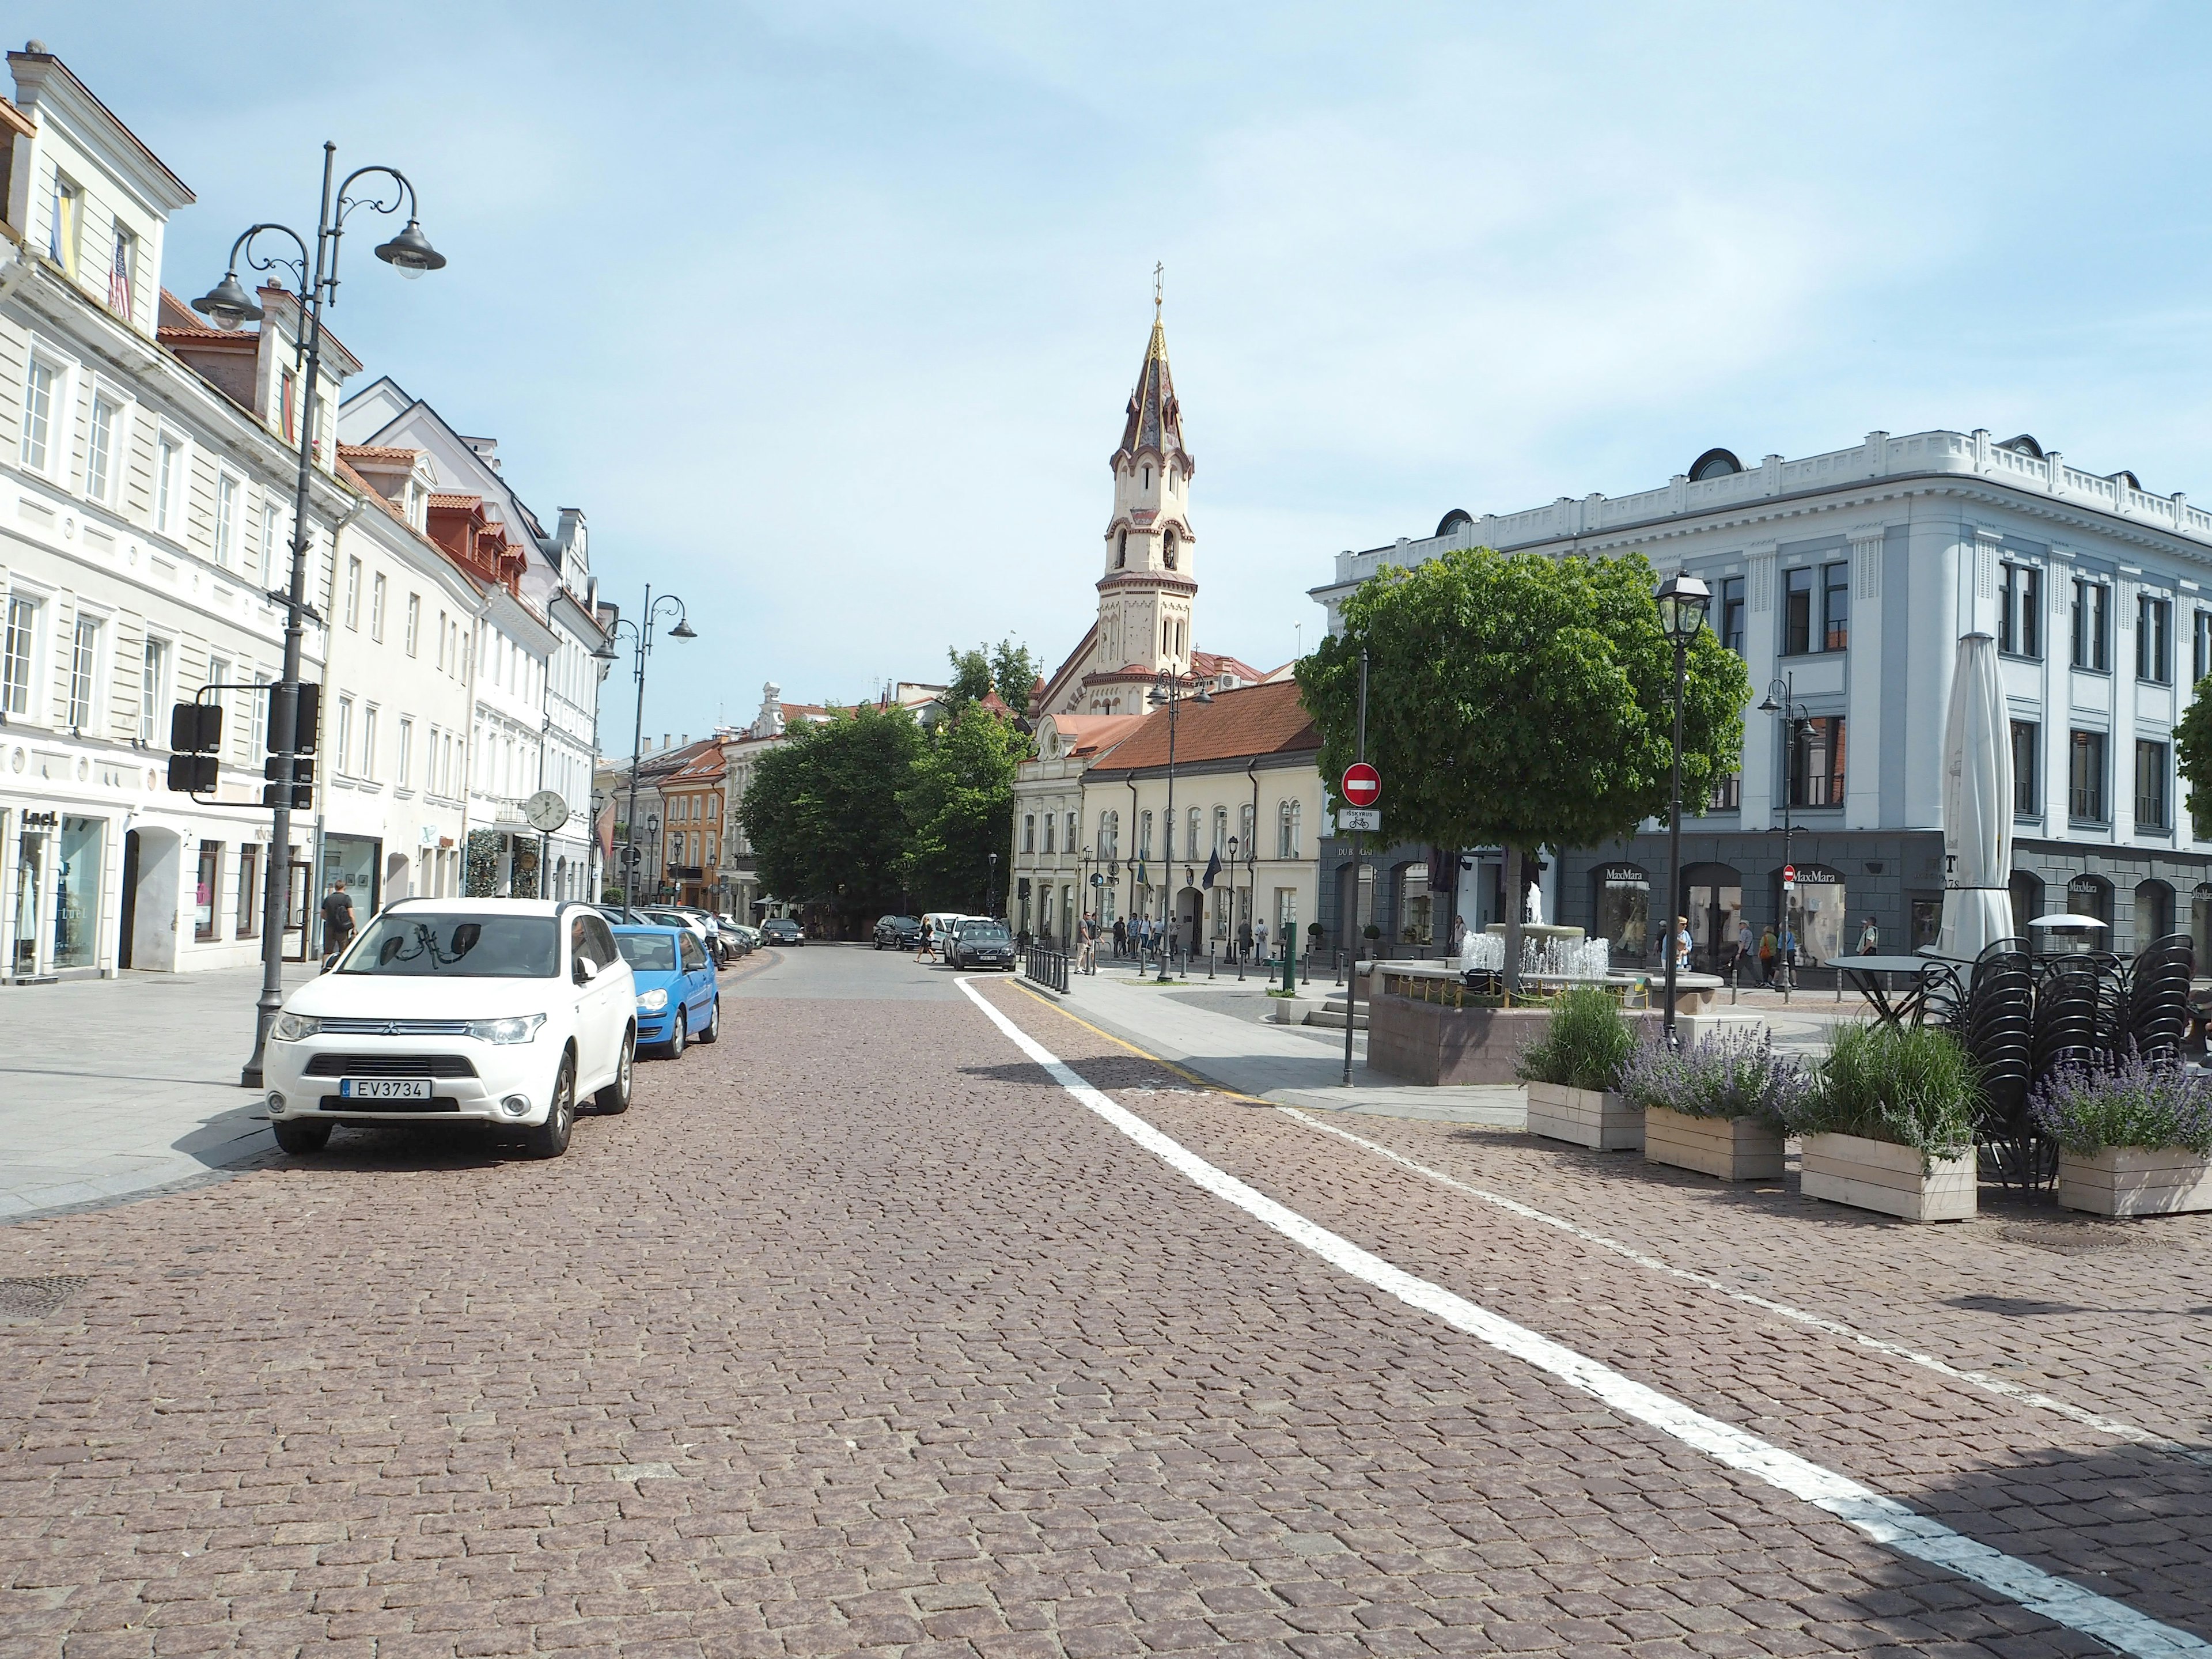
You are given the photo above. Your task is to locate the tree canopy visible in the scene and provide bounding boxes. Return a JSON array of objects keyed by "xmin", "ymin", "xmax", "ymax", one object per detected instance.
[
  {"xmin": 738, "ymin": 703, "xmax": 925, "ymax": 925},
  {"xmin": 897, "ymin": 704, "xmax": 1029, "ymax": 912},
  {"xmin": 945, "ymin": 638, "xmax": 1042, "ymax": 714},
  {"xmin": 1296, "ymin": 547, "xmax": 1749, "ymax": 977},
  {"xmin": 2176, "ymin": 675, "xmax": 2212, "ymax": 838}
]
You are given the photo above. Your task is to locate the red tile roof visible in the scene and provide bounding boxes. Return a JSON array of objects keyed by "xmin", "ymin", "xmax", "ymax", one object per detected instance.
[{"xmin": 1085, "ymin": 679, "xmax": 1317, "ymax": 773}]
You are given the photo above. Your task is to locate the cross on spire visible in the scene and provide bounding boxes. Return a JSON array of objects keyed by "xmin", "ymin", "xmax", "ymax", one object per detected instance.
[{"xmin": 1153, "ymin": 261, "xmax": 1164, "ymax": 316}]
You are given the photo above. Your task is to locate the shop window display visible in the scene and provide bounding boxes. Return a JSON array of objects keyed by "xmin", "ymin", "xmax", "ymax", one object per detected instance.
[{"xmin": 53, "ymin": 816, "xmax": 103, "ymax": 969}]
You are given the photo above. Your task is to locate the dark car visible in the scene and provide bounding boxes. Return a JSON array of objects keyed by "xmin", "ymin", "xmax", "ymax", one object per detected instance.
[
  {"xmin": 949, "ymin": 921, "xmax": 1015, "ymax": 970},
  {"xmin": 762, "ymin": 917, "xmax": 805, "ymax": 946},
  {"xmin": 873, "ymin": 914, "xmax": 922, "ymax": 949}
]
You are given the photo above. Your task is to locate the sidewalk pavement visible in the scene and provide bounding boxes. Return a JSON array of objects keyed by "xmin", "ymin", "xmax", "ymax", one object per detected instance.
[
  {"xmin": 1047, "ymin": 965, "xmax": 1525, "ymax": 1128},
  {"xmin": 0, "ymin": 964, "xmax": 313, "ymax": 1224}
]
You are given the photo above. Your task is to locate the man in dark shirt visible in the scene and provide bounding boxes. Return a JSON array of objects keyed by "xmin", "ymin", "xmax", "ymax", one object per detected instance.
[{"xmin": 320, "ymin": 878, "xmax": 355, "ymax": 960}]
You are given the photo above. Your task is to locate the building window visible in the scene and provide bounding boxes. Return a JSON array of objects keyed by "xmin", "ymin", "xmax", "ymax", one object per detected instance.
[
  {"xmin": 361, "ymin": 706, "xmax": 378, "ymax": 781},
  {"xmin": 1116, "ymin": 530, "xmax": 1127, "ymax": 569},
  {"xmin": 1278, "ymin": 799, "xmax": 1302, "ymax": 859},
  {"xmin": 1787, "ymin": 716, "xmax": 1846, "ymax": 807},
  {"xmin": 1782, "ymin": 567, "xmax": 1812, "ymax": 655},
  {"xmin": 2197, "ymin": 610, "xmax": 2212, "ymax": 686},
  {"xmin": 108, "ymin": 224, "xmax": 134, "ymax": 318},
  {"xmin": 258, "ymin": 498, "xmax": 278, "ymax": 584},
  {"xmin": 2012, "ymin": 720, "xmax": 2039, "ymax": 815},
  {"xmin": 370, "ymin": 573, "xmax": 387, "ymax": 642},
  {"xmin": 86, "ymin": 395, "xmax": 119, "ymax": 502},
  {"xmin": 2070, "ymin": 729, "xmax": 2107, "ymax": 823},
  {"xmin": 140, "ymin": 638, "xmax": 168, "ymax": 743},
  {"xmin": 1067, "ymin": 810, "xmax": 1079, "ymax": 852},
  {"xmin": 2, "ymin": 594, "xmax": 37, "ymax": 718},
  {"xmin": 335, "ymin": 696, "xmax": 354, "ymax": 775},
  {"xmin": 2071, "ymin": 578, "xmax": 2110, "ymax": 672},
  {"xmin": 2137, "ymin": 740, "xmax": 2170, "ymax": 832},
  {"xmin": 1998, "ymin": 563, "xmax": 2041, "ymax": 658},
  {"xmin": 1139, "ymin": 810, "xmax": 1154, "ymax": 861},
  {"xmin": 237, "ymin": 843, "xmax": 260, "ymax": 938},
  {"xmin": 156, "ymin": 437, "xmax": 180, "ymax": 536},
  {"xmin": 67, "ymin": 615, "xmax": 96, "ymax": 729},
  {"xmin": 281, "ymin": 371, "xmax": 297, "ymax": 444},
  {"xmin": 1042, "ymin": 812, "xmax": 1055, "ymax": 855},
  {"xmin": 1822, "ymin": 560, "xmax": 1849, "ymax": 651},
  {"xmin": 48, "ymin": 173, "xmax": 79, "ymax": 274},
  {"xmin": 1707, "ymin": 771, "xmax": 1741, "ymax": 810},
  {"xmin": 1212, "ymin": 806, "xmax": 1228, "ymax": 856},
  {"xmin": 2138, "ymin": 595, "xmax": 2172, "ymax": 684},
  {"xmin": 1022, "ymin": 814, "xmax": 1035, "ymax": 854},
  {"xmin": 1719, "ymin": 576, "xmax": 1744, "ymax": 655},
  {"xmin": 214, "ymin": 475, "xmax": 238, "ymax": 567},
  {"xmin": 404, "ymin": 593, "xmax": 420, "ymax": 656},
  {"xmin": 20, "ymin": 358, "xmax": 55, "ymax": 471},
  {"xmin": 195, "ymin": 843, "xmax": 221, "ymax": 942},
  {"xmin": 249, "ymin": 673, "xmax": 267, "ymax": 759},
  {"xmin": 344, "ymin": 558, "xmax": 362, "ymax": 630}
]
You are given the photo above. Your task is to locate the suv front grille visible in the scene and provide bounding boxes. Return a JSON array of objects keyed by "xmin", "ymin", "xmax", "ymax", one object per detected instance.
[
  {"xmin": 315, "ymin": 1018, "xmax": 473, "ymax": 1036},
  {"xmin": 303, "ymin": 1054, "xmax": 477, "ymax": 1078}
]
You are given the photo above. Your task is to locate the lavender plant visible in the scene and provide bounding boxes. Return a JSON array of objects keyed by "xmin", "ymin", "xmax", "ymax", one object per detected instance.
[
  {"xmin": 2029, "ymin": 1046, "xmax": 2212, "ymax": 1156},
  {"xmin": 1616, "ymin": 1027, "xmax": 1813, "ymax": 1129}
]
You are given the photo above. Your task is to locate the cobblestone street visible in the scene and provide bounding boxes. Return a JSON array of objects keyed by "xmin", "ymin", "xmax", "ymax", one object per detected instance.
[{"xmin": 1, "ymin": 945, "xmax": 2207, "ymax": 1657}]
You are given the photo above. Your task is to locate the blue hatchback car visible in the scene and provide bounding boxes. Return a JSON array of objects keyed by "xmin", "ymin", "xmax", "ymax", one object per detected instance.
[{"xmin": 612, "ymin": 924, "xmax": 719, "ymax": 1057}]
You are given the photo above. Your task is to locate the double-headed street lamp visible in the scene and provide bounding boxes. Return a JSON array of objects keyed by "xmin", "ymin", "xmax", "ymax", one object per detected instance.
[
  {"xmin": 1757, "ymin": 672, "xmax": 1813, "ymax": 1000},
  {"xmin": 227, "ymin": 145, "xmax": 447, "ymax": 1090},
  {"xmin": 1147, "ymin": 666, "xmax": 1213, "ymax": 981},
  {"xmin": 593, "ymin": 588, "xmax": 695, "ymax": 921},
  {"xmin": 1654, "ymin": 572, "xmax": 1711, "ymax": 1044}
]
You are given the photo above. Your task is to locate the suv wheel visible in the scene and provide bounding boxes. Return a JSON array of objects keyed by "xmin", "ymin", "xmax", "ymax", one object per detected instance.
[
  {"xmin": 595, "ymin": 1027, "xmax": 634, "ymax": 1114},
  {"xmin": 272, "ymin": 1118, "xmax": 331, "ymax": 1154},
  {"xmin": 524, "ymin": 1055, "xmax": 575, "ymax": 1159},
  {"xmin": 667, "ymin": 1008, "xmax": 687, "ymax": 1059},
  {"xmin": 697, "ymin": 997, "xmax": 719, "ymax": 1044}
]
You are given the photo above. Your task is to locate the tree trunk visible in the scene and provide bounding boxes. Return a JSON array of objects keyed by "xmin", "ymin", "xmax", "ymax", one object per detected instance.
[{"xmin": 1502, "ymin": 843, "xmax": 1525, "ymax": 994}]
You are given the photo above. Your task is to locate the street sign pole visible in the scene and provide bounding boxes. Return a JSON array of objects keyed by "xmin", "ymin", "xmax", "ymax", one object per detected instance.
[{"xmin": 1344, "ymin": 649, "xmax": 1368, "ymax": 1087}]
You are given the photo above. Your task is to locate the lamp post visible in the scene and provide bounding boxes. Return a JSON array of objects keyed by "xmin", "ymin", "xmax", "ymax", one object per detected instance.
[
  {"xmin": 1654, "ymin": 572, "xmax": 1711, "ymax": 1044},
  {"xmin": 1147, "ymin": 667, "xmax": 1214, "ymax": 981},
  {"xmin": 224, "ymin": 145, "xmax": 447, "ymax": 1090},
  {"xmin": 592, "ymin": 588, "xmax": 695, "ymax": 922},
  {"xmin": 1757, "ymin": 672, "xmax": 1811, "ymax": 1002},
  {"xmin": 987, "ymin": 850, "xmax": 999, "ymax": 921},
  {"xmin": 1226, "ymin": 835, "xmax": 1239, "ymax": 960}
]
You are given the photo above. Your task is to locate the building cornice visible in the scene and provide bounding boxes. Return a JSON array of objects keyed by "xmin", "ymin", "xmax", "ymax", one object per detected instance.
[{"xmin": 1096, "ymin": 571, "xmax": 1198, "ymax": 597}]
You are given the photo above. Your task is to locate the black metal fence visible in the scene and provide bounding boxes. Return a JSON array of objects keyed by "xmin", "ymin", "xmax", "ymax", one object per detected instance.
[{"xmin": 1023, "ymin": 946, "xmax": 1070, "ymax": 995}]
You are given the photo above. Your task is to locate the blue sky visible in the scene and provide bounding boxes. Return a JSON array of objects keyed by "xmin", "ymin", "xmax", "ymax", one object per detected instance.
[{"xmin": 66, "ymin": 0, "xmax": 2212, "ymax": 748}]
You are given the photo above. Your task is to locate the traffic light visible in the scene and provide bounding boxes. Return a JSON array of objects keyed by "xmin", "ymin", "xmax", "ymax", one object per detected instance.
[{"xmin": 164, "ymin": 700, "xmax": 222, "ymax": 793}]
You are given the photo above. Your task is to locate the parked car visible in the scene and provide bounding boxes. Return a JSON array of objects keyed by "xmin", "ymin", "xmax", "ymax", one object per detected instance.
[
  {"xmin": 761, "ymin": 916, "xmax": 804, "ymax": 946},
  {"xmin": 874, "ymin": 914, "xmax": 922, "ymax": 949},
  {"xmin": 715, "ymin": 915, "xmax": 754, "ymax": 957},
  {"xmin": 612, "ymin": 924, "xmax": 720, "ymax": 1056},
  {"xmin": 259, "ymin": 899, "xmax": 636, "ymax": 1161},
  {"xmin": 724, "ymin": 922, "xmax": 762, "ymax": 953},
  {"xmin": 949, "ymin": 920, "xmax": 1016, "ymax": 970},
  {"xmin": 639, "ymin": 907, "xmax": 718, "ymax": 963}
]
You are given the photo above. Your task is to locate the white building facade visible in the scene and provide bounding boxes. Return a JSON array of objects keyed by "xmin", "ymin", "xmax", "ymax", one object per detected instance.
[{"xmin": 1313, "ymin": 428, "xmax": 2212, "ymax": 970}]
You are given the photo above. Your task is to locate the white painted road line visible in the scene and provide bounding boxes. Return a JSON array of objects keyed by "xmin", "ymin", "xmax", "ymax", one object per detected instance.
[
  {"xmin": 1280, "ymin": 1108, "xmax": 2207, "ymax": 1467},
  {"xmin": 959, "ymin": 978, "xmax": 2210, "ymax": 1659}
]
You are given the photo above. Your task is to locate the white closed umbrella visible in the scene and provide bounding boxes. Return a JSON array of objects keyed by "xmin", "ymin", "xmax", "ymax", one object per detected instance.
[{"xmin": 1937, "ymin": 631, "xmax": 2014, "ymax": 961}]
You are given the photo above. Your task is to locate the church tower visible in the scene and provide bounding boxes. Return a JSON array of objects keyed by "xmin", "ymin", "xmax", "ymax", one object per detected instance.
[{"xmin": 1085, "ymin": 282, "xmax": 1197, "ymax": 710}]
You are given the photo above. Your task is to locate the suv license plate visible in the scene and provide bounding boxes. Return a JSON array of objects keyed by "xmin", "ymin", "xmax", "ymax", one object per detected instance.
[{"xmin": 338, "ymin": 1078, "xmax": 431, "ymax": 1101}]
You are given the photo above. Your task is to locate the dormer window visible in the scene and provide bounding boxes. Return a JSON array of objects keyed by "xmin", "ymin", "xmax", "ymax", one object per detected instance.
[
  {"xmin": 48, "ymin": 172, "xmax": 79, "ymax": 276},
  {"xmin": 108, "ymin": 226, "xmax": 135, "ymax": 320}
]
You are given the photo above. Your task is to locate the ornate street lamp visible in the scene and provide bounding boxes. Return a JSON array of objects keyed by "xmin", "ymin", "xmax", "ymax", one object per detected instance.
[
  {"xmin": 595, "ymin": 588, "xmax": 696, "ymax": 922},
  {"xmin": 1146, "ymin": 668, "xmax": 1213, "ymax": 980},
  {"xmin": 234, "ymin": 146, "xmax": 446, "ymax": 1090},
  {"xmin": 1757, "ymin": 672, "xmax": 1813, "ymax": 1001},
  {"xmin": 1654, "ymin": 572, "xmax": 1711, "ymax": 1043}
]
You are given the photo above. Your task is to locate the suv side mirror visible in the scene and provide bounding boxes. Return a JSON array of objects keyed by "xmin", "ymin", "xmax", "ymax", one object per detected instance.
[{"xmin": 574, "ymin": 955, "xmax": 599, "ymax": 985}]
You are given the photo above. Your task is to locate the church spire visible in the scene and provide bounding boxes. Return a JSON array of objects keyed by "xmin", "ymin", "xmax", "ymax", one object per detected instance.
[{"xmin": 1114, "ymin": 266, "xmax": 1190, "ymax": 475}]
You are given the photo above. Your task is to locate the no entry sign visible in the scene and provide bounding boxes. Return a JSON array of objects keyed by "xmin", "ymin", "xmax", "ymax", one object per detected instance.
[
  {"xmin": 1783, "ymin": 863, "xmax": 1797, "ymax": 885},
  {"xmin": 1341, "ymin": 762, "xmax": 1382, "ymax": 807}
]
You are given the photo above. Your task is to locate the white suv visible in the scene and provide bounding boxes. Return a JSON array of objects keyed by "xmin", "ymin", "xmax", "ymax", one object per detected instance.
[{"xmin": 260, "ymin": 899, "xmax": 637, "ymax": 1159}]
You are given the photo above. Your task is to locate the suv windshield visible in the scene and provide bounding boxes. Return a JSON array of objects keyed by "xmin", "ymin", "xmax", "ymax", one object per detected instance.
[
  {"xmin": 965, "ymin": 926, "xmax": 1011, "ymax": 942},
  {"xmin": 341, "ymin": 914, "xmax": 559, "ymax": 977},
  {"xmin": 614, "ymin": 934, "xmax": 678, "ymax": 972}
]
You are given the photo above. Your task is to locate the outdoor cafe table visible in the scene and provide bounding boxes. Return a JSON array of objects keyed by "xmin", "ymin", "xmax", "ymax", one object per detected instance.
[{"xmin": 1839, "ymin": 953, "xmax": 1963, "ymax": 1028}]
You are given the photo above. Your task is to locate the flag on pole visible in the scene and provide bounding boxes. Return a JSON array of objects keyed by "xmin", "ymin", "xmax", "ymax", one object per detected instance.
[
  {"xmin": 1202, "ymin": 850, "xmax": 1222, "ymax": 890},
  {"xmin": 594, "ymin": 795, "xmax": 617, "ymax": 861}
]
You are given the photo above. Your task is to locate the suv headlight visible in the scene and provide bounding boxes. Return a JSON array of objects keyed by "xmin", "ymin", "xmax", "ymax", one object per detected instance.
[
  {"xmin": 637, "ymin": 987, "xmax": 669, "ymax": 1013},
  {"xmin": 272, "ymin": 1013, "xmax": 321, "ymax": 1041},
  {"xmin": 464, "ymin": 1015, "xmax": 546, "ymax": 1045}
]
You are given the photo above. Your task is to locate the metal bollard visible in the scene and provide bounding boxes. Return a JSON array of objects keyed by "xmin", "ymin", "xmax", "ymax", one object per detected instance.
[{"xmin": 1209, "ymin": 944, "xmax": 1217, "ymax": 979}]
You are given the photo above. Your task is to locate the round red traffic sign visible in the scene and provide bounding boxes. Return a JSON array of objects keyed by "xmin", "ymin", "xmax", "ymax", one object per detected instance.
[
  {"xmin": 1342, "ymin": 763, "xmax": 1381, "ymax": 806},
  {"xmin": 1782, "ymin": 863, "xmax": 1797, "ymax": 884}
]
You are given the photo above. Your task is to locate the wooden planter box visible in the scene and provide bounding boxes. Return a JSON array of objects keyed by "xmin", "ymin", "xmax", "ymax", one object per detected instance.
[
  {"xmin": 2057, "ymin": 1146, "xmax": 2212, "ymax": 1218},
  {"xmin": 1643, "ymin": 1106, "xmax": 1785, "ymax": 1181},
  {"xmin": 1525, "ymin": 1082, "xmax": 1643, "ymax": 1151},
  {"xmin": 1800, "ymin": 1131, "xmax": 1976, "ymax": 1224}
]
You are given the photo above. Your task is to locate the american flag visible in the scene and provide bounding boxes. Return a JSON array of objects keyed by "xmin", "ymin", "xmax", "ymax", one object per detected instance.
[{"xmin": 107, "ymin": 248, "xmax": 131, "ymax": 319}]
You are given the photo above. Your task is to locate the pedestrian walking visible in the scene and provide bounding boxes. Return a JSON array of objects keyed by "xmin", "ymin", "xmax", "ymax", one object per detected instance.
[
  {"xmin": 1733, "ymin": 918, "xmax": 1753, "ymax": 983},
  {"xmin": 319, "ymin": 877, "xmax": 355, "ymax": 964},
  {"xmin": 1857, "ymin": 916, "xmax": 1879, "ymax": 955},
  {"xmin": 1112, "ymin": 916, "xmax": 1127, "ymax": 959},
  {"xmin": 1758, "ymin": 926, "xmax": 1777, "ymax": 984},
  {"xmin": 1078, "ymin": 916, "xmax": 1097, "ymax": 973},
  {"xmin": 915, "ymin": 918, "xmax": 935, "ymax": 963},
  {"xmin": 1782, "ymin": 923, "xmax": 1799, "ymax": 982},
  {"xmin": 1237, "ymin": 916, "xmax": 1252, "ymax": 963},
  {"xmin": 1253, "ymin": 915, "xmax": 1270, "ymax": 963}
]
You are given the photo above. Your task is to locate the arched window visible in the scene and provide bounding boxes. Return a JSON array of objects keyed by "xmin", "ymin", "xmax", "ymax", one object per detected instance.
[
  {"xmin": 1212, "ymin": 806, "xmax": 1228, "ymax": 855},
  {"xmin": 1100, "ymin": 810, "xmax": 1119, "ymax": 861},
  {"xmin": 1187, "ymin": 808, "xmax": 1200, "ymax": 863},
  {"xmin": 1139, "ymin": 810, "xmax": 1154, "ymax": 860},
  {"xmin": 1278, "ymin": 800, "xmax": 1301, "ymax": 859},
  {"xmin": 1116, "ymin": 530, "xmax": 1127, "ymax": 569},
  {"xmin": 1238, "ymin": 802, "xmax": 1255, "ymax": 855},
  {"xmin": 2134, "ymin": 878, "xmax": 2175, "ymax": 953},
  {"xmin": 1164, "ymin": 531, "xmax": 1178, "ymax": 570}
]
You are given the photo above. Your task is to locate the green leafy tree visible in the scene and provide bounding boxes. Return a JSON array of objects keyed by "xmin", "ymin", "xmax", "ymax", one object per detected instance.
[
  {"xmin": 945, "ymin": 646, "xmax": 996, "ymax": 709},
  {"xmin": 1296, "ymin": 547, "xmax": 1749, "ymax": 986},
  {"xmin": 990, "ymin": 638, "xmax": 1041, "ymax": 714},
  {"xmin": 898, "ymin": 704, "xmax": 1029, "ymax": 913},
  {"xmin": 738, "ymin": 703, "xmax": 925, "ymax": 931},
  {"xmin": 2176, "ymin": 676, "xmax": 2212, "ymax": 839}
]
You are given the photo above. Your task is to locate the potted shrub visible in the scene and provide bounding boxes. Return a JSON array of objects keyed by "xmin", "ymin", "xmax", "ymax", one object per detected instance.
[
  {"xmin": 1620, "ymin": 1027, "xmax": 1805, "ymax": 1181},
  {"xmin": 2032, "ymin": 1048, "xmax": 2212, "ymax": 1217},
  {"xmin": 1518, "ymin": 986, "xmax": 1641, "ymax": 1150},
  {"xmin": 1787, "ymin": 1024, "xmax": 1979, "ymax": 1223}
]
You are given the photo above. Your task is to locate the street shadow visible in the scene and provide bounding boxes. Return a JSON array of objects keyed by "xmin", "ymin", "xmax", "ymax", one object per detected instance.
[
  {"xmin": 256, "ymin": 1122, "xmax": 512, "ymax": 1171},
  {"xmin": 959, "ymin": 1056, "xmax": 1205, "ymax": 1092},
  {"xmin": 1904, "ymin": 1439, "xmax": 2212, "ymax": 1644}
]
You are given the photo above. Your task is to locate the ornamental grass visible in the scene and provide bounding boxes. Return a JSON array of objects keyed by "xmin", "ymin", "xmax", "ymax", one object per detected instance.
[{"xmin": 1515, "ymin": 986, "xmax": 1636, "ymax": 1093}]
